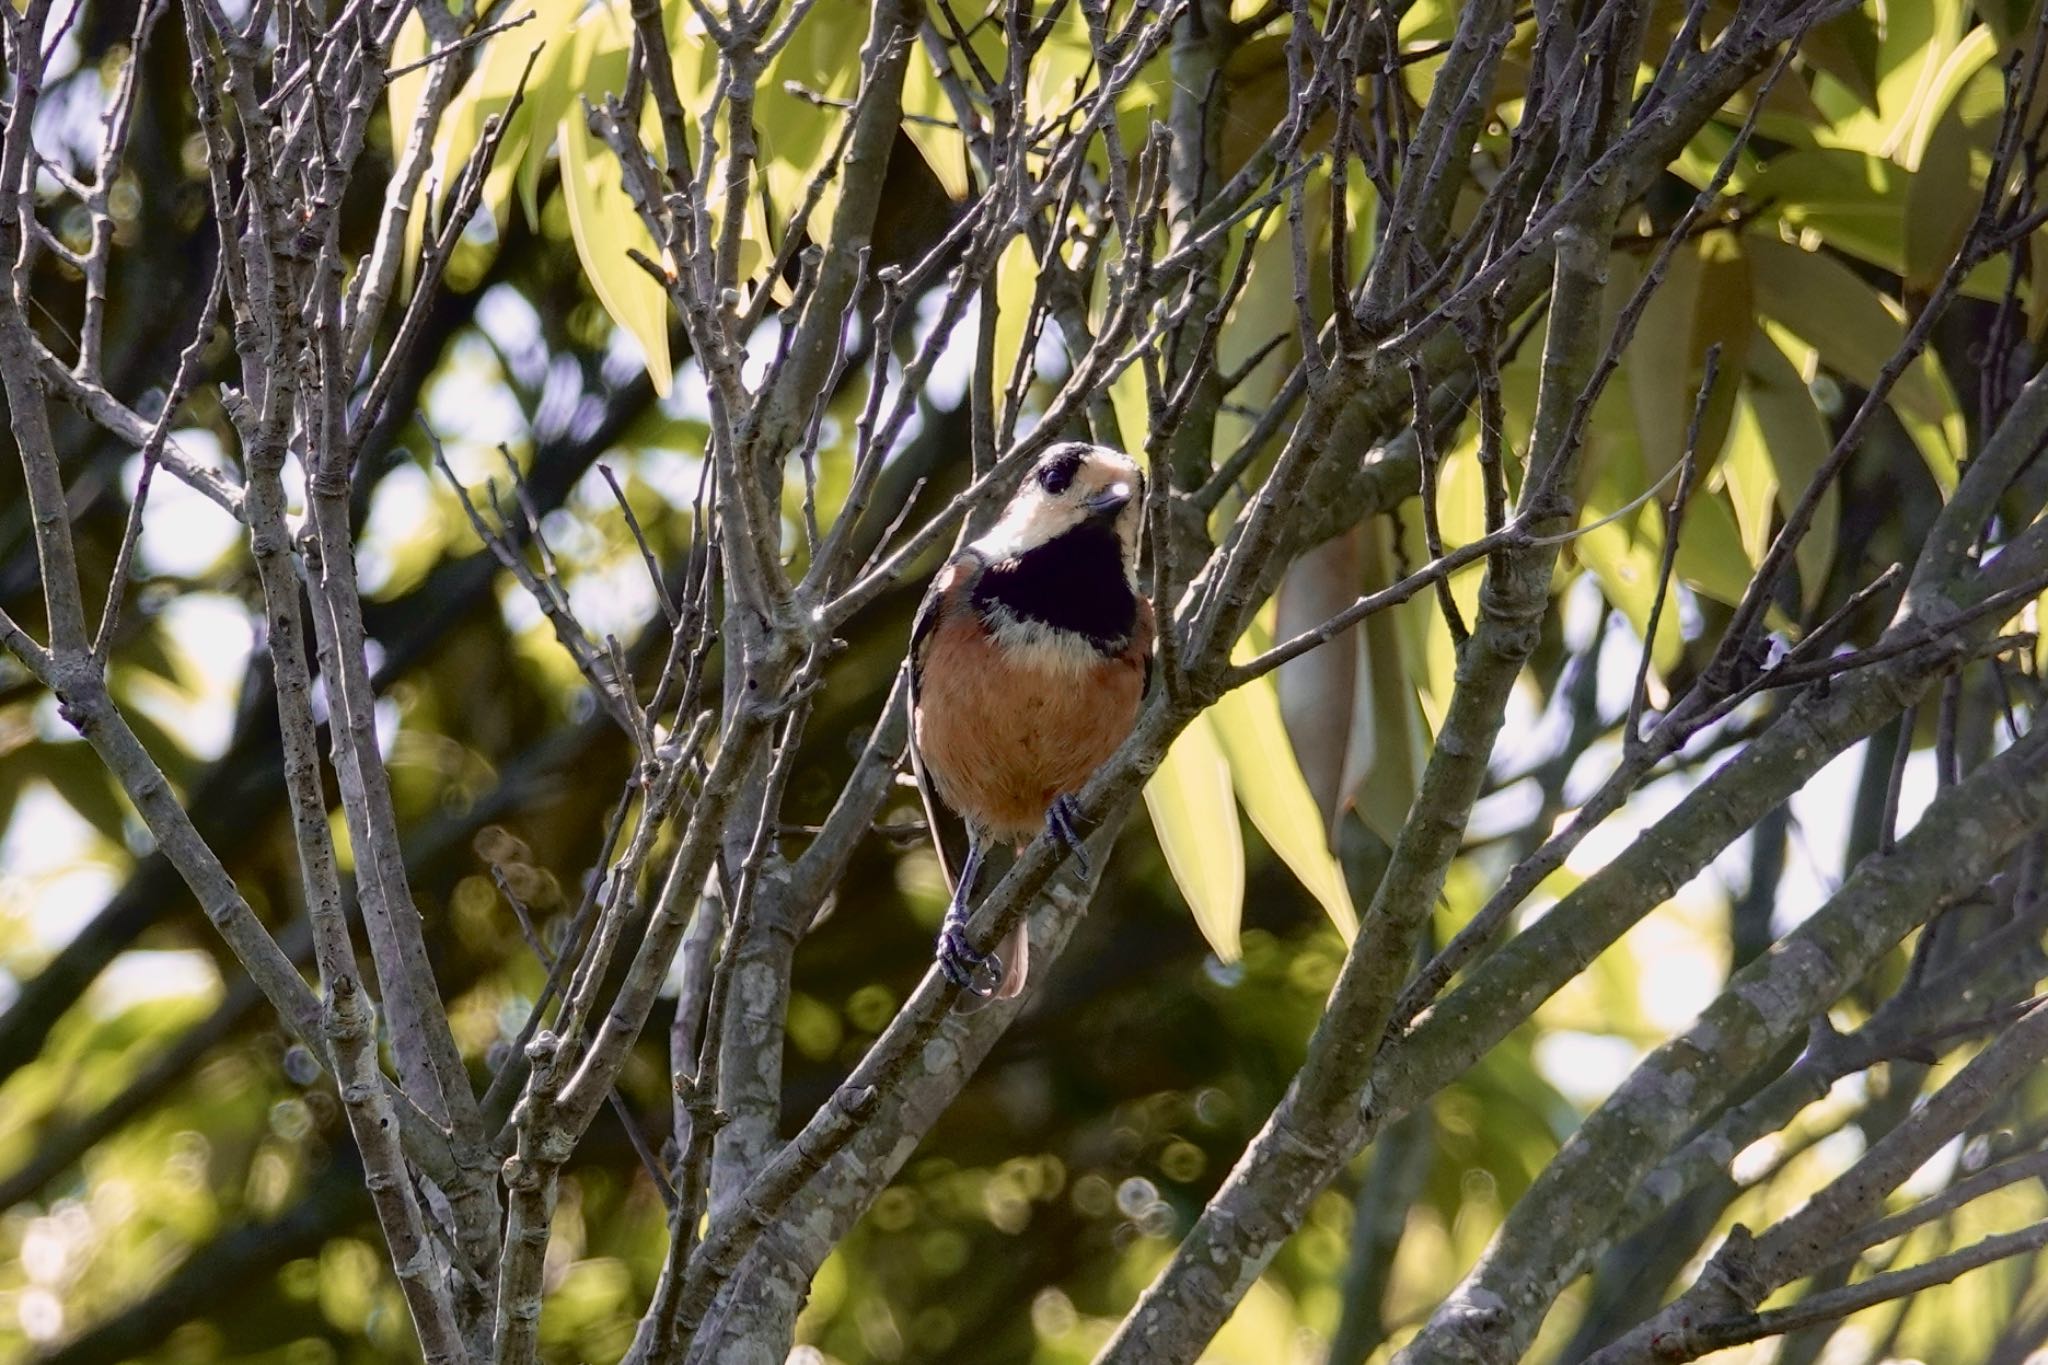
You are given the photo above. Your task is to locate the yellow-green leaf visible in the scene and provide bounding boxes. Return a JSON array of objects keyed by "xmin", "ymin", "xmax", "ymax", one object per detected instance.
[
  {"xmin": 1212, "ymin": 623, "xmax": 1358, "ymax": 941},
  {"xmin": 1896, "ymin": 349, "xmax": 1967, "ymax": 494},
  {"xmin": 903, "ymin": 55, "xmax": 973, "ymax": 199},
  {"xmin": 559, "ymin": 103, "xmax": 671, "ymax": 395},
  {"xmin": 386, "ymin": 12, "xmax": 431, "ymax": 155},
  {"xmin": 990, "ymin": 233, "xmax": 1040, "ymax": 417},
  {"xmin": 1749, "ymin": 149, "xmax": 1909, "ymax": 274},
  {"xmin": 1903, "ymin": 23, "xmax": 1997, "ymax": 168},
  {"xmin": 1670, "ymin": 489, "xmax": 1759, "ymax": 608},
  {"xmin": 1742, "ymin": 334, "xmax": 1838, "ymax": 610},
  {"xmin": 1813, "ymin": 0, "xmax": 1963, "ymax": 159},
  {"xmin": 1144, "ymin": 711, "xmax": 1244, "ymax": 962},
  {"xmin": 1747, "ymin": 238, "xmax": 1945, "ymax": 422},
  {"xmin": 1575, "ymin": 479, "xmax": 1683, "ymax": 676}
]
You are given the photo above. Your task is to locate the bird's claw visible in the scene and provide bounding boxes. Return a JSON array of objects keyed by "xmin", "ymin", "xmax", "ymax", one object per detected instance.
[
  {"xmin": 1047, "ymin": 794, "xmax": 1090, "ymax": 876},
  {"xmin": 938, "ymin": 917, "xmax": 1002, "ymax": 997}
]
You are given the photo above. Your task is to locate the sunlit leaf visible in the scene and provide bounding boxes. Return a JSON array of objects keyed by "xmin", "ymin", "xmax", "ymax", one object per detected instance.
[
  {"xmin": 1800, "ymin": 12, "xmax": 1880, "ymax": 112},
  {"xmin": 1621, "ymin": 245, "xmax": 1702, "ymax": 479},
  {"xmin": 1574, "ymin": 478, "xmax": 1683, "ymax": 676},
  {"xmin": 1811, "ymin": 0, "xmax": 1963, "ymax": 159},
  {"xmin": 1144, "ymin": 711, "xmax": 1244, "ymax": 962},
  {"xmin": 1687, "ymin": 235, "xmax": 1753, "ymax": 470},
  {"xmin": 1895, "ymin": 348, "xmax": 1968, "ymax": 494},
  {"xmin": 1747, "ymin": 237, "xmax": 1945, "ymax": 422},
  {"xmin": 1741, "ymin": 333, "xmax": 1838, "ymax": 610},
  {"xmin": 990, "ymin": 233, "xmax": 1040, "ymax": 419},
  {"xmin": 902, "ymin": 50, "xmax": 972, "ymax": 199},
  {"xmin": 1275, "ymin": 530, "xmax": 1367, "ymax": 829},
  {"xmin": 1749, "ymin": 148, "xmax": 1909, "ymax": 275},
  {"xmin": 559, "ymin": 86, "xmax": 672, "ymax": 395},
  {"xmin": 1903, "ymin": 23, "xmax": 1998, "ymax": 168},
  {"xmin": 386, "ymin": 12, "xmax": 432, "ymax": 155},
  {"xmin": 1669, "ymin": 490, "xmax": 1755, "ymax": 608},
  {"xmin": 1212, "ymin": 619, "xmax": 1357, "ymax": 941}
]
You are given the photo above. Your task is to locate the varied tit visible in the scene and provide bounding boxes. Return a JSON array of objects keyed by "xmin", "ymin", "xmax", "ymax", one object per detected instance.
[{"xmin": 909, "ymin": 441, "xmax": 1154, "ymax": 999}]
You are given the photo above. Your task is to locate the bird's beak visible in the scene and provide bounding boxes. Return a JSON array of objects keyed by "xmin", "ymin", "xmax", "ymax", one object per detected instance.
[{"xmin": 1084, "ymin": 483, "xmax": 1132, "ymax": 519}]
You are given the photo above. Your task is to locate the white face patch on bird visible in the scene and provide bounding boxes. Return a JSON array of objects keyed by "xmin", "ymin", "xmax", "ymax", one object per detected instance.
[{"xmin": 972, "ymin": 442, "xmax": 1144, "ymax": 586}]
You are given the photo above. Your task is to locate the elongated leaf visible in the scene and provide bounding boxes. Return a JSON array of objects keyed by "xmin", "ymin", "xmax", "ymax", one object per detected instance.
[
  {"xmin": 511, "ymin": 0, "xmax": 604, "ymax": 227},
  {"xmin": 1670, "ymin": 489, "xmax": 1760, "ymax": 607},
  {"xmin": 1687, "ymin": 235, "xmax": 1753, "ymax": 470},
  {"xmin": 1213, "ymin": 624, "xmax": 1358, "ymax": 941},
  {"xmin": 1747, "ymin": 238, "xmax": 1945, "ymax": 421},
  {"xmin": 559, "ymin": 101, "xmax": 672, "ymax": 395},
  {"xmin": 1622, "ymin": 245, "xmax": 1700, "ymax": 479},
  {"xmin": 902, "ymin": 52, "xmax": 972, "ymax": 199},
  {"xmin": 1743, "ymin": 334, "xmax": 1838, "ymax": 609},
  {"xmin": 1813, "ymin": 0, "xmax": 1962, "ymax": 159},
  {"xmin": 1903, "ymin": 23, "xmax": 1997, "ymax": 168},
  {"xmin": 1274, "ymin": 530, "xmax": 1365, "ymax": 829},
  {"xmin": 386, "ymin": 13, "xmax": 431, "ymax": 153},
  {"xmin": 1905, "ymin": 106, "xmax": 1983, "ymax": 293},
  {"xmin": 990, "ymin": 234, "xmax": 1040, "ymax": 420},
  {"xmin": 1720, "ymin": 391, "xmax": 1777, "ymax": 567},
  {"xmin": 1349, "ymin": 517, "xmax": 1432, "ymax": 846},
  {"xmin": 1749, "ymin": 148, "xmax": 1909, "ymax": 275},
  {"xmin": 1896, "ymin": 349, "xmax": 1967, "ymax": 493},
  {"xmin": 755, "ymin": 1, "xmax": 869, "ymax": 229},
  {"xmin": 1801, "ymin": 12, "xmax": 1880, "ymax": 111},
  {"xmin": 1144, "ymin": 711, "xmax": 1244, "ymax": 962},
  {"xmin": 1575, "ymin": 478, "xmax": 1683, "ymax": 676}
]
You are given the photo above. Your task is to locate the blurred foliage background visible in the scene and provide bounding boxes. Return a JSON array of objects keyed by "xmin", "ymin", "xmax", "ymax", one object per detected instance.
[{"xmin": 4, "ymin": 0, "xmax": 2048, "ymax": 1361}]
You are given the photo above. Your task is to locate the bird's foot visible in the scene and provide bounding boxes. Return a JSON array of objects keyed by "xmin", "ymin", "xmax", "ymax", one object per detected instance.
[
  {"xmin": 1047, "ymin": 794, "xmax": 1090, "ymax": 876},
  {"xmin": 937, "ymin": 911, "xmax": 1002, "ymax": 997}
]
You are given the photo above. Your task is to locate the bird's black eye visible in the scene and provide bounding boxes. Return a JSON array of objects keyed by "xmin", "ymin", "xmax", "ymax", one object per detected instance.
[{"xmin": 1036, "ymin": 449, "xmax": 1082, "ymax": 495}]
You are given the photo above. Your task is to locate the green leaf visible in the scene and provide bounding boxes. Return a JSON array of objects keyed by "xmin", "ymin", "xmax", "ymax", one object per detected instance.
[
  {"xmin": 1905, "ymin": 105, "xmax": 1986, "ymax": 293},
  {"xmin": 1212, "ymin": 207, "xmax": 1300, "ymax": 473},
  {"xmin": 1144, "ymin": 711, "xmax": 1244, "ymax": 963},
  {"xmin": 1801, "ymin": 12, "xmax": 1881, "ymax": 112},
  {"xmin": 755, "ymin": 2, "xmax": 870, "ymax": 222},
  {"xmin": 1671, "ymin": 490, "xmax": 1761, "ymax": 607},
  {"xmin": 1687, "ymin": 235, "xmax": 1753, "ymax": 471},
  {"xmin": 1574, "ymin": 479, "xmax": 1683, "ymax": 676},
  {"xmin": 990, "ymin": 233, "xmax": 1040, "ymax": 419},
  {"xmin": 510, "ymin": 0, "xmax": 598, "ymax": 227},
  {"xmin": 558, "ymin": 86, "xmax": 672, "ymax": 395},
  {"xmin": 1746, "ymin": 237, "xmax": 1945, "ymax": 422},
  {"xmin": 1748, "ymin": 148, "xmax": 1910, "ymax": 274},
  {"xmin": 386, "ymin": 12, "xmax": 432, "ymax": 155},
  {"xmin": 1895, "ymin": 349, "xmax": 1967, "ymax": 494},
  {"xmin": 1903, "ymin": 23, "xmax": 1998, "ymax": 167},
  {"xmin": 1741, "ymin": 334, "xmax": 1838, "ymax": 610},
  {"xmin": 902, "ymin": 50, "xmax": 972, "ymax": 199},
  {"xmin": 1212, "ymin": 622, "xmax": 1358, "ymax": 942},
  {"xmin": 1622, "ymin": 245, "xmax": 1702, "ymax": 480},
  {"xmin": 1352, "ymin": 567, "xmax": 1430, "ymax": 848},
  {"xmin": 1273, "ymin": 531, "xmax": 1364, "ymax": 828},
  {"xmin": 1811, "ymin": 0, "xmax": 1963, "ymax": 159},
  {"xmin": 33, "ymin": 745, "xmax": 133, "ymax": 849}
]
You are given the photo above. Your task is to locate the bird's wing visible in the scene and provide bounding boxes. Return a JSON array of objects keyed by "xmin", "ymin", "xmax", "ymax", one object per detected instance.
[
  {"xmin": 907, "ymin": 555, "xmax": 965, "ymax": 895},
  {"xmin": 1132, "ymin": 591, "xmax": 1157, "ymax": 696}
]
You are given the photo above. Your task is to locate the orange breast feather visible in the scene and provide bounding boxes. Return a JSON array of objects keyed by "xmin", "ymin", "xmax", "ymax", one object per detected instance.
[{"xmin": 916, "ymin": 595, "xmax": 1149, "ymax": 844}]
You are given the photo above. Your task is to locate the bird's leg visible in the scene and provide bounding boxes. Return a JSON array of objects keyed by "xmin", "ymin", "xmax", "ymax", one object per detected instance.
[
  {"xmin": 937, "ymin": 834, "xmax": 1001, "ymax": 996},
  {"xmin": 1046, "ymin": 794, "xmax": 1090, "ymax": 877}
]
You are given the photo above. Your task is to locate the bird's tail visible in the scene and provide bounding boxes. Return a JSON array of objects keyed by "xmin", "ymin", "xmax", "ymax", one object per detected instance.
[
  {"xmin": 955, "ymin": 920, "xmax": 1030, "ymax": 1014},
  {"xmin": 994, "ymin": 921, "xmax": 1029, "ymax": 999}
]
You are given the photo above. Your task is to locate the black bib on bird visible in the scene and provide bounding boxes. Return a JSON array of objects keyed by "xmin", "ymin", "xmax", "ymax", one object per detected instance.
[{"xmin": 970, "ymin": 521, "xmax": 1137, "ymax": 653}]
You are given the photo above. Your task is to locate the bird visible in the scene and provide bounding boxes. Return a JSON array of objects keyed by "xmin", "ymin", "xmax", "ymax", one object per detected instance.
[{"xmin": 908, "ymin": 440, "xmax": 1154, "ymax": 1000}]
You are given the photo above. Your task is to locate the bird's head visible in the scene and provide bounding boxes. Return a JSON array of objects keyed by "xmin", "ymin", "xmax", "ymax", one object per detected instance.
[{"xmin": 972, "ymin": 442, "xmax": 1144, "ymax": 585}]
